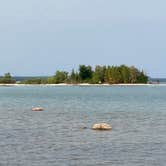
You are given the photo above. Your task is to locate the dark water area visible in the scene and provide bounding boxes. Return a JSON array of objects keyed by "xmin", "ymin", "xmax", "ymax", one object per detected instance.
[{"xmin": 0, "ymin": 86, "xmax": 166, "ymax": 166}]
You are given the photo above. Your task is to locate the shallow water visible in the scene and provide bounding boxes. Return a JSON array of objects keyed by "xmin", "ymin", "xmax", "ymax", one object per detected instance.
[{"xmin": 0, "ymin": 85, "xmax": 166, "ymax": 166}]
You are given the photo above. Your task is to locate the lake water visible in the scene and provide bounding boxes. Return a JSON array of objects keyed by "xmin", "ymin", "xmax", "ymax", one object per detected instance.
[{"xmin": 0, "ymin": 85, "xmax": 166, "ymax": 166}]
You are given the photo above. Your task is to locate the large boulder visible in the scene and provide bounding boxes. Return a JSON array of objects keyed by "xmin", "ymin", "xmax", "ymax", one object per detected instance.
[
  {"xmin": 92, "ymin": 123, "xmax": 112, "ymax": 130},
  {"xmin": 32, "ymin": 107, "xmax": 44, "ymax": 111}
]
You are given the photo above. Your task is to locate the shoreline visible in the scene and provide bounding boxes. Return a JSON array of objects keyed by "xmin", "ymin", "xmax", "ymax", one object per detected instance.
[{"xmin": 0, "ymin": 83, "xmax": 165, "ymax": 87}]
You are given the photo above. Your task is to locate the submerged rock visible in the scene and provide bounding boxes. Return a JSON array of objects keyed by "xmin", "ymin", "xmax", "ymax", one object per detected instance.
[
  {"xmin": 80, "ymin": 126, "xmax": 87, "ymax": 130},
  {"xmin": 92, "ymin": 123, "xmax": 112, "ymax": 130},
  {"xmin": 32, "ymin": 107, "xmax": 44, "ymax": 111}
]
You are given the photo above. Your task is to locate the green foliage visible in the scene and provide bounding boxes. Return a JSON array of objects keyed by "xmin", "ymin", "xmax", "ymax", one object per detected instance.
[
  {"xmin": 119, "ymin": 65, "xmax": 130, "ymax": 83},
  {"xmin": 79, "ymin": 65, "xmax": 93, "ymax": 82},
  {"xmin": 47, "ymin": 71, "xmax": 68, "ymax": 84},
  {"xmin": 129, "ymin": 66, "xmax": 139, "ymax": 83},
  {"xmin": 47, "ymin": 77, "xmax": 55, "ymax": 84},
  {"xmin": 54, "ymin": 71, "xmax": 68, "ymax": 83},
  {"xmin": 21, "ymin": 78, "xmax": 47, "ymax": 84},
  {"xmin": 18, "ymin": 64, "xmax": 148, "ymax": 84},
  {"xmin": 92, "ymin": 65, "xmax": 105, "ymax": 84},
  {"xmin": 0, "ymin": 73, "xmax": 16, "ymax": 84},
  {"xmin": 69, "ymin": 69, "xmax": 80, "ymax": 84},
  {"xmin": 136, "ymin": 71, "xmax": 148, "ymax": 83},
  {"xmin": 104, "ymin": 65, "xmax": 148, "ymax": 84}
]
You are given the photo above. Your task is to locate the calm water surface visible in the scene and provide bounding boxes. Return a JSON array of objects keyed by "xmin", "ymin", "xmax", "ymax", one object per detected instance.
[{"xmin": 0, "ymin": 85, "xmax": 166, "ymax": 166}]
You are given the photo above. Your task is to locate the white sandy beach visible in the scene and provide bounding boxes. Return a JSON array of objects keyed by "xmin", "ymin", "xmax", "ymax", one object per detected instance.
[{"xmin": 0, "ymin": 83, "xmax": 165, "ymax": 87}]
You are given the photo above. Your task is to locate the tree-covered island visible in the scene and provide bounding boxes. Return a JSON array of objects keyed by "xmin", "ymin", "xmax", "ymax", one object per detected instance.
[{"xmin": 0, "ymin": 65, "xmax": 148, "ymax": 84}]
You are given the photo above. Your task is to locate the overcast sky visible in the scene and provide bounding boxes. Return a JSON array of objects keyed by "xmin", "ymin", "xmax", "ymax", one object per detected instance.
[{"xmin": 0, "ymin": 0, "xmax": 165, "ymax": 77}]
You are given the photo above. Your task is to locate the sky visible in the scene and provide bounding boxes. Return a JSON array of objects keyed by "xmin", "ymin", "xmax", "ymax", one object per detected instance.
[{"xmin": 0, "ymin": 0, "xmax": 166, "ymax": 77}]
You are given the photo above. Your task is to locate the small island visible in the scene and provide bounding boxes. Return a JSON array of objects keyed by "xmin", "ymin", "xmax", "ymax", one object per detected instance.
[{"xmin": 0, "ymin": 65, "xmax": 148, "ymax": 85}]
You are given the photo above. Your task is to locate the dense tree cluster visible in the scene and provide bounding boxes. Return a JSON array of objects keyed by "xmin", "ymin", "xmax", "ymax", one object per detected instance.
[
  {"xmin": 47, "ymin": 71, "xmax": 68, "ymax": 84},
  {"xmin": 0, "ymin": 65, "xmax": 148, "ymax": 84},
  {"xmin": 22, "ymin": 65, "xmax": 148, "ymax": 84},
  {"xmin": 0, "ymin": 73, "xmax": 16, "ymax": 84}
]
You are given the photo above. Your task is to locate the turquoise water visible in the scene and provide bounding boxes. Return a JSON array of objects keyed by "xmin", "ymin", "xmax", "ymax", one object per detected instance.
[{"xmin": 0, "ymin": 85, "xmax": 166, "ymax": 166}]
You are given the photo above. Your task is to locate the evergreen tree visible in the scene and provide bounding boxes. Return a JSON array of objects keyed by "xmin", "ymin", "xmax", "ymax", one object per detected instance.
[{"xmin": 79, "ymin": 65, "xmax": 93, "ymax": 82}]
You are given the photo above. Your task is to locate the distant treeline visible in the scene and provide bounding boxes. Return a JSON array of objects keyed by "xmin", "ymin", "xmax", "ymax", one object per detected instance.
[
  {"xmin": 0, "ymin": 65, "xmax": 148, "ymax": 84},
  {"xmin": 19, "ymin": 65, "xmax": 148, "ymax": 84},
  {"xmin": 0, "ymin": 73, "xmax": 16, "ymax": 84}
]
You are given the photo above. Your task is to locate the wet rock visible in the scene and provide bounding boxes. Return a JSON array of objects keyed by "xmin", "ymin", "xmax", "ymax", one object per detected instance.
[
  {"xmin": 32, "ymin": 107, "xmax": 44, "ymax": 111},
  {"xmin": 92, "ymin": 123, "xmax": 112, "ymax": 130}
]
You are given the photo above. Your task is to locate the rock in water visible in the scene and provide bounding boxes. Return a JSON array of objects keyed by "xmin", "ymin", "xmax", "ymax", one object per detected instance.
[
  {"xmin": 80, "ymin": 126, "xmax": 87, "ymax": 130},
  {"xmin": 32, "ymin": 107, "xmax": 44, "ymax": 111},
  {"xmin": 92, "ymin": 123, "xmax": 112, "ymax": 130}
]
